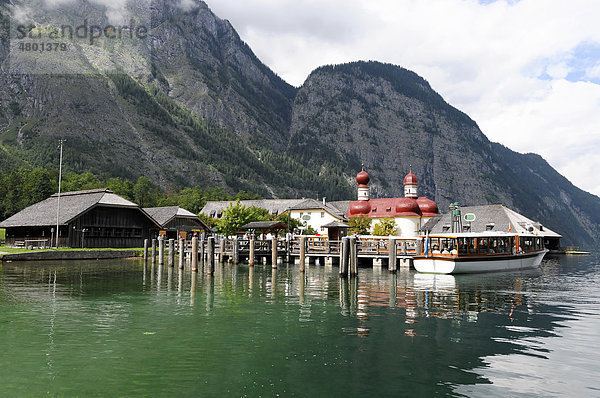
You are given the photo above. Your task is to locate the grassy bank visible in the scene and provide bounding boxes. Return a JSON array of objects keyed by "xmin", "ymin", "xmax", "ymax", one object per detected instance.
[
  {"xmin": 0, "ymin": 229, "xmax": 5, "ymax": 241},
  {"xmin": 0, "ymin": 246, "xmax": 145, "ymax": 259}
]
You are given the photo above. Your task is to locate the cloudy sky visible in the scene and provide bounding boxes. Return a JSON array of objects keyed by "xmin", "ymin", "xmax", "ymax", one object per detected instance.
[{"xmin": 207, "ymin": 0, "xmax": 600, "ymax": 197}]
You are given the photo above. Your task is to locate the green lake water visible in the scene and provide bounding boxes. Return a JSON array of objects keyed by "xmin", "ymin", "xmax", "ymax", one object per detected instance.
[{"xmin": 1, "ymin": 254, "xmax": 599, "ymax": 397}]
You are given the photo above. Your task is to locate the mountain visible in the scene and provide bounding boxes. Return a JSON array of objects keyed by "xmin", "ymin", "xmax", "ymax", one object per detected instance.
[
  {"xmin": 0, "ymin": 0, "xmax": 352, "ymax": 200},
  {"xmin": 288, "ymin": 62, "xmax": 600, "ymax": 248},
  {"xmin": 0, "ymin": 0, "xmax": 599, "ymax": 248}
]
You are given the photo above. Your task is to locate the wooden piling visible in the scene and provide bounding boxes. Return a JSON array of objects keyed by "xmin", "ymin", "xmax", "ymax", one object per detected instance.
[
  {"xmin": 349, "ymin": 237, "xmax": 358, "ymax": 277},
  {"xmin": 191, "ymin": 237, "xmax": 198, "ymax": 272},
  {"xmin": 299, "ymin": 236, "xmax": 306, "ymax": 273},
  {"xmin": 233, "ymin": 237, "xmax": 239, "ymax": 264},
  {"xmin": 340, "ymin": 237, "xmax": 349, "ymax": 277},
  {"xmin": 178, "ymin": 238, "xmax": 184, "ymax": 269},
  {"xmin": 389, "ymin": 238, "xmax": 397, "ymax": 273},
  {"xmin": 271, "ymin": 237, "xmax": 278, "ymax": 269},
  {"xmin": 219, "ymin": 238, "xmax": 226, "ymax": 264},
  {"xmin": 206, "ymin": 237, "xmax": 215, "ymax": 274},
  {"xmin": 158, "ymin": 237, "xmax": 165, "ymax": 265},
  {"xmin": 151, "ymin": 239, "xmax": 157, "ymax": 262},
  {"xmin": 199, "ymin": 239, "xmax": 205, "ymax": 263},
  {"xmin": 168, "ymin": 239, "xmax": 175, "ymax": 267},
  {"xmin": 249, "ymin": 239, "xmax": 255, "ymax": 267},
  {"xmin": 143, "ymin": 239, "xmax": 148, "ymax": 261}
]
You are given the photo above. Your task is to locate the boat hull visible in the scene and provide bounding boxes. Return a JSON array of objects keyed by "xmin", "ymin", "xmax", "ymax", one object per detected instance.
[{"xmin": 414, "ymin": 250, "xmax": 548, "ymax": 274}]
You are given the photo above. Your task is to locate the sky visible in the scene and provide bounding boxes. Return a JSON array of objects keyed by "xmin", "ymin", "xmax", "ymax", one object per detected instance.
[{"xmin": 206, "ymin": 0, "xmax": 600, "ymax": 197}]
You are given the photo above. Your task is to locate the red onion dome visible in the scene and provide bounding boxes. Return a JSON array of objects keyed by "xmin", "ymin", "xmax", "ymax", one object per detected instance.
[
  {"xmin": 416, "ymin": 197, "xmax": 439, "ymax": 216},
  {"xmin": 403, "ymin": 171, "xmax": 417, "ymax": 185},
  {"xmin": 349, "ymin": 200, "xmax": 371, "ymax": 216},
  {"xmin": 395, "ymin": 197, "xmax": 421, "ymax": 216},
  {"xmin": 356, "ymin": 170, "xmax": 370, "ymax": 185}
]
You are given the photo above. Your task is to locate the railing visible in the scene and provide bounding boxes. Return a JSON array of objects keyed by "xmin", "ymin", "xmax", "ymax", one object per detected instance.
[{"xmin": 289, "ymin": 236, "xmax": 417, "ymax": 256}]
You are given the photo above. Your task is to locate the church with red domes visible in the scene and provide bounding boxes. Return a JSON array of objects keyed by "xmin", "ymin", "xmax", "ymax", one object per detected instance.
[{"xmin": 348, "ymin": 169, "xmax": 439, "ymax": 238}]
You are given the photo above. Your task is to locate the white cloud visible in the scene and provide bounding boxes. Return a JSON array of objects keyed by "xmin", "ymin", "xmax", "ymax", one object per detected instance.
[{"xmin": 207, "ymin": 0, "xmax": 600, "ymax": 197}]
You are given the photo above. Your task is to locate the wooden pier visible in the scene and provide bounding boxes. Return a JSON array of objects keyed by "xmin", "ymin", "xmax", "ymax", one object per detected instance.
[{"xmin": 146, "ymin": 236, "xmax": 418, "ymax": 274}]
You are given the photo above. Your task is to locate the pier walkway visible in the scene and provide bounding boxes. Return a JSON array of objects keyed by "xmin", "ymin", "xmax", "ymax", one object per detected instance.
[{"xmin": 145, "ymin": 236, "xmax": 419, "ymax": 275}]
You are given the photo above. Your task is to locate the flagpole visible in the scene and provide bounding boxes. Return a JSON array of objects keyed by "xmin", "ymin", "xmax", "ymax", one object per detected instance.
[{"xmin": 55, "ymin": 139, "xmax": 64, "ymax": 248}]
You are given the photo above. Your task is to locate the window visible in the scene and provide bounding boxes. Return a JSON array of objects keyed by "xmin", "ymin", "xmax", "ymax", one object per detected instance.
[
  {"xmin": 486, "ymin": 223, "xmax": 495, "ymax": 231},
  {"xmin": 321, "ymin": 212, "xmax": 325, "ymax": 218},
  {"xmin": 442, "ymin": 225, "xmax": 450, "ymax": 232}
]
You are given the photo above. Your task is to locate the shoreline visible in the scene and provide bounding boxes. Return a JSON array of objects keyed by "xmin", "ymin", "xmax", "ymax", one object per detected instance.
[{"xmin": 0, "ymin": 249, "xmax": 143, "ymax": 262}]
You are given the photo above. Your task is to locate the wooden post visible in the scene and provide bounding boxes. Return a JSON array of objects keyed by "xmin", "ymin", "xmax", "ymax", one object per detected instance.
[
  {"xmin": 402, "ymin": 240, "xmax": 407, "ymax": 255},
  {"xmin": 207, "ymin": 237, "xmax": 215, "ymax": 274},
  {"xmin": 158, "ymin": 237, "xmax": 165, "ymax": 265},
  {"xmin": 271, "ymin": 237, "xmax": 278, "ymax": 269},
  {"xmin": 143, "ymin": 239, "xmax": 148, "ymax": 261},
  {"xmin": 151, "ymin": 239, "xmax": 157, "ymax": 262},
  {"xmin": 191, "ymin": 237, "xmax": 198, "ymax": 272},
  {"xmin": 340, "ymin": 237, "xmax": 349, "ymax": 277},
  {"xmin": 199, "ymin": 239, "xmax": 205, "ymax": 263},
  {"xmin": 389, "ymin": 238, "xmax": 397, "ymax": 273},
  {"xmin": 285, "ymin": 237, "xmax": 290, "ymax": 264},
  {"xmin": 299, "ymin": 236, "xmax": 306, "ymax": 273},
  {"xmin": 178, "ymin": 238, "xmax": 184, "ymax": 269},
  {"xmin": 168, "ymin": 239, "xmax": 175, "ymax": 267},
  {"xmin": 349, "ymin": 237, "xmax": 358, "ymax": 277},
  {"xmin": 249, "ymin": 239, "xmax": 255, "ymax": 267},
  {"xmin": 219, "ymin": 238, "xmax": 226, "ymax": 264},
  {"xmin": 233, "ymin": 237, "xmax": 239, "ymax": 264}
]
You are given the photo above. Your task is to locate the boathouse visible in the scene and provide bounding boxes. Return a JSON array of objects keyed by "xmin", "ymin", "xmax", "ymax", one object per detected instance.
[
  {"xmin": 421, "ymin": 204, "xmax": 562, "ymax": 251},
  {"xmin": 347, "ymin": 169, "xmax": 439, "ymax": 238},
  {"xmin": 144, "ymin": 206, "xmax": 210, "ymax": 240},
  {"xmin": 0, "ymin": 189, "xmax": 160, "ymax": 248}
]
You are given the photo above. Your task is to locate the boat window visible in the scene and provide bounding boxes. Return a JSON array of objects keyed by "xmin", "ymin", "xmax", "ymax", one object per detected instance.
[
  {"xmin": 459, "ymin": 237, "xmax": 475, "ymax": 254},
  {"xmin": 477, "ymin": 238, "xmax": 489, "ymax": 254},
  {"xmin": 485, "ymin": 223, "xmax": 495, "ymax": 231}
]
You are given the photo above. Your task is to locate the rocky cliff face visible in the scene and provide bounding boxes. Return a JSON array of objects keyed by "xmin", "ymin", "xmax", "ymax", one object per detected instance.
[
  {"xmin": 0, "ymin": 1, "xmax": 598, "ymax": 247},
  {"xmin": 288, "ymin": 62, "xmax": 600, "ymax": 248}
]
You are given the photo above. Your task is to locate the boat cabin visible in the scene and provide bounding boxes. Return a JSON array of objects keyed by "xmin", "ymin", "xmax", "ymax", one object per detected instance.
[{"xmin": 419, "ymin": 233, "xmax": 545, "ymax": 257}]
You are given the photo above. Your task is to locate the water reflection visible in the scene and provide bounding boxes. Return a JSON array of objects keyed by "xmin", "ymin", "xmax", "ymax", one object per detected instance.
[{"xmin": 0, "ymin": 255, "xmax": 598, "ymax": 397}]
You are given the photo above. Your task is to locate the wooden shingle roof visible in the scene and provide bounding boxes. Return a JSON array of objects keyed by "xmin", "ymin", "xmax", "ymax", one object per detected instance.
[
  {"xmin": 144, "ymin": 206, "xmax": 198, "ymax": 226},
  {"xmin": 0, "ymin": 189, "xmax": 145, "ymax": 228}
]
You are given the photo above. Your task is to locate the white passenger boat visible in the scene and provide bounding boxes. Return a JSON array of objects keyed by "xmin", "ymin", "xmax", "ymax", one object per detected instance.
[{"xmin": 413, "ymin": 232, "xmax": 548, "ymax": 274}]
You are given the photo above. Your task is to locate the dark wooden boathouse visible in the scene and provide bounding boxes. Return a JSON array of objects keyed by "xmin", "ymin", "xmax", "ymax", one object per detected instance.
[
  {"xmin": 0, "ymin": 189, "xmax": 161, "ymax": 248},
  {"xmin": 144, "ymin": 206, "xmax": 210, "ymax": 240}
]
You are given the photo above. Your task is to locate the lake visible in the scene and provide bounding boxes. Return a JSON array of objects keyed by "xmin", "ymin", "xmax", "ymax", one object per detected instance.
[{"xmin": 1, "ymin": 254, "xmax": 598, "ymax": 397}]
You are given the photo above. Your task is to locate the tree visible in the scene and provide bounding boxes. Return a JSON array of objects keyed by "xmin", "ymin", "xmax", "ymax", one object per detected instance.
[
  {"xmin": 275, "ymin": 212, "xmax": 301, "ymax": 232},
  {"xmin": 300, "ymin": 224, "xmax": 317, "ymax": 235},
  {"xmin": 107, "ymin": 177, "xmax": 134, "ymax": 200},
  {"xmin": 215, "ymin": 201, "xmax": 270, "ymax": 236},
  {"xmin": 133, "ymin": 176, "xmax": 158, "ymax": 207},
  {"xmin": 372, "ymin": 217, "xmax": 397, "ymax": 236},
  {"xmin": 348, "ymin": 215, "xmax": 371, "ymax": 235}
]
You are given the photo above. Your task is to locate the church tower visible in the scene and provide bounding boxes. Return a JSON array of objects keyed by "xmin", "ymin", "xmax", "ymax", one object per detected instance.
[
  {"xmin": 356, "ymin": 169, "xmax": 370, "ymax": 201},
  {"xmin": 404, "ymin": 170, "xmax": 418, "ymax": 198}
]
